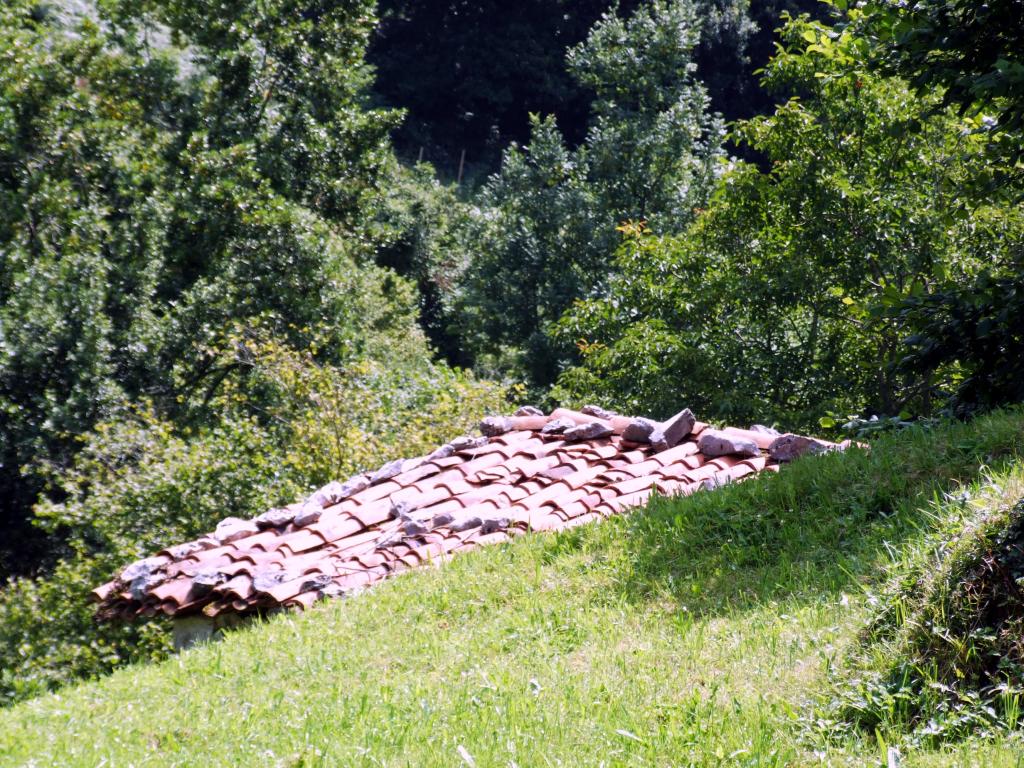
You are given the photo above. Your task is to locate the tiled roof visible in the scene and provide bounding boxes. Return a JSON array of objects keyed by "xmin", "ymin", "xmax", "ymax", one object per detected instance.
[{"xmin": 92, "ymin": 407, "xmax": 849, "ymax": 620}]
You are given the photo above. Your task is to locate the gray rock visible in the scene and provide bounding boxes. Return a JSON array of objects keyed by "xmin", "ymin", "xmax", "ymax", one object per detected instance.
[
  {"xmin": 401, "ymin": 457, "xmax": 425, "ymax": 473},
  {"xmin": 166, "ymin": 541, "xmax": 210, "ymax": 560},
  {"xmin": 253, "ymin": 569, "xmax": 293, "ymax": 594},
  {"xmin": 750, "ymin": 424, "xmax": 780, "ymax": 436},
  {"xmin": 768, "ymin": 433, "xmax": 832, "ymax": 462},
  {"xmin": 403, "ymin": 519, "xmax": 430, "ymax": 536},
  {"xmin": 514, "ymin": 405, "xmax": 545, "ymax": 417},
  {"xmin": 191, "ymin": 569, "xmax": 228, "ymax": 596},
  {"xmin": 449, "ymin": 515, "xmax": 483, "ymax": 532},
  {"xmin": 622, "ymin": 417, "xmax": 659, "ymax": 443},
  {"xmin": 428, "ymin": 443, "xmax": 455, "ymax": 460},
  {"xmin": 581, "ymin": 404, "xmax": 616, "ymax": 420},
  {"xmin": 697, "ymin": 431, "xmax": 759, "ymax": 458},
  {"xmin": 432, "ymin": 510, "xmax": 455, "ymax": 528},
  {"xmin": 129, "ymin": 572, "xmax": 165, "ymax": 601},
  {"xmin": 451, "ymin": 435, "xmax": 488, "ymax": 451},
  {"xmin": 193, "ymin": 569, "xmax": 228, "ymax": 588},
  {"xmin": 120, "ymin": 556, "xmax": 166, "ymax": 583},
  {"xmin": 347, "ymin": 476, "xmax": 371, "ymax": 501},
  {"xmin": 389, "ymin": 500, "xmax": 412, "ymax": 519},
  {"xmin": 213, "ymin": 516, "xmax": 242, "ymax": 534},
  {"xmin": 661, "ymin": 408, "xmax": 696, "ymax": 447},
  {"xmin": 563, "ymin": 421, "xmax": 614, "ymax": 441},
  {"xmin": 300, "ymin": 573, "xmax": 333, "ymax": 593},
  {"xmin": 649, "ymin": 429, "xmax": 670, "ymax": 452},
  {"xmin": 255, "ymin": 507, "xmax": 295, "ymax": 529},
  {"xmin": 480, "ymin": 516, "xmax": 510, "ymax": 534},
  {"xmin": 370, "ymin": 458, "xmax": 406, "ymax": 484},
  {"xmin": 308, "ymin": 480, "xmax": 345, "ymax": 507},
  {"xmin": 315, "ymin": 475, "xmax": 370, "ymax": 505},
  {"xmin": 480, "ymin": 415, "xmax": 514, "ymax": 436},
  {"xmin": 214, "ymin": 517, "xmax": 258, "ymax": 544},
  {"xmin": 293, "ymin": 501, "xmax": 323, "ymax": 528},
  {"xmin": 540, "ymin": 417, "xmax": 576, "ymax": 435}
]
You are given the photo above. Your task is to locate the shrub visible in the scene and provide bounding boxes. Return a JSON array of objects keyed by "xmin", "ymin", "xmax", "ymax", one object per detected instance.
[
  {"xmin": 553, "ymin": 13, "xmax": 1021, "ymax": 428},
  {"xmin": 454, "ymin": 0, "xmax": 723, "ymax": 385},
  {"xmin": 0, "ymin": 0, "xmax": 399, "ymax": 575},
  {"xmin": 0, "ymin": 412, "xmax": 288, "ymax": 706},
  {"xmin": 0, "ymin": 337, "xmax": 505, "ymax": 706}
]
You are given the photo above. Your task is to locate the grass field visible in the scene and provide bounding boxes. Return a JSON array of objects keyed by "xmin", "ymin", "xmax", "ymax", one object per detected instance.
[{"xmin": 2, "ymin": 411, "xmax": 1024, "ymax": 767}]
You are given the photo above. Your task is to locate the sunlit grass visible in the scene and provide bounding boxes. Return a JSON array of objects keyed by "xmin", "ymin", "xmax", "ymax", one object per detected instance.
[{"xmin": 2, "ymin": 410, "xmax": 1023, "ymax": 767}]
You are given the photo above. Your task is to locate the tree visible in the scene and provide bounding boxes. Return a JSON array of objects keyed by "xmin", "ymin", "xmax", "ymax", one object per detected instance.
[
  {"xmin": 567, "ymin": 0, "xmax": 723, "ymax": 229},
  {"xmin": 458, "ymin": 115, "xmax": 603, "ymax": 384},
  {"xmin": 368, "ymin": 0, "xmax": 828, "ymax": 177},
  {"xmin": 553, "ymin": 13, "xmax": 1019, "ymax": 426},
  {"xmin": 853, "ymin": 0, "xmax": 1024, "ymax": 139},
  {"xmin": 0, "ymin": 0, "xmax": 403, "ymax": 576},
  {"xmin": 846, "ymin": 0, "xmax": 1024, "ymax": 416},
  {"xmin": 456, "ymin": 0, "xmax": 723, "ymax": 386},
  {"xmin": 369, "ymin": 0, "xmax": 640, "ymax": 177}
]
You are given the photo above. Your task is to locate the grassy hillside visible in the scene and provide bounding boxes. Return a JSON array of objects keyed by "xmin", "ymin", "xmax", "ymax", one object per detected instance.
[{"xmin": 2, "ymin": 411, "xmax": 1024, "ymax": 766}]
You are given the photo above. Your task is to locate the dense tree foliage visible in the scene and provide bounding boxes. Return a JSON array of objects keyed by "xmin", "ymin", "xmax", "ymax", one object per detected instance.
[
  {"xmin": 854, "ymin": 0, "xmax": 1024, "ymax": 138},
  {"xmin": 844, "ymin": 0, "xmax": 1024, "ymax": 417},
  {"xmin": 454, "ymin": 0, "xmax": 723, "ymax": 385},
  {"xmin": 369, "ymin": 0, "xmax": 825, "ymax": 176},
  {"xmin": 369, "ymin": 0, "xmax": 637, "ymax": 177},
  {"xmin": 0, "ymin": 0, "xmax": 405, "ymax": 574},
  {"xmin": 553, "ymin": 13, "xmax": 1023, "ymax": 426},
  {"xmin": 0, "ymin": 335, "xmax": 502, "ymax": 704}
]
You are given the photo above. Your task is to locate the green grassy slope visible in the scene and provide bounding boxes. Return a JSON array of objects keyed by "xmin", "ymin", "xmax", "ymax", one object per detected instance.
[{"xmin": 2, "ymin": 411, "xmax": 1024, "ymax": 767}]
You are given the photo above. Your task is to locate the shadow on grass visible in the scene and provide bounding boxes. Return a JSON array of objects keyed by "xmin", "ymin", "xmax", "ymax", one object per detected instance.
[{"xmin": 601, "ymin": 408, "xmax": 1024, "ymax": 617}]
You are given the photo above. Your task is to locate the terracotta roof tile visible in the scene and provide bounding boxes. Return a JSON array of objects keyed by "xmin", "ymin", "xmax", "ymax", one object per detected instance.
[
  {"xmin": 726, "ymin": 464, "xmax": 756, "ymax": 481},
  {"xmin": 616, "ymin": 449, "xmax": 650, "ymax": 465},
  {"xmin": 307, "ymin": 516, "xmax": 364, "ymax": 543},
  {"xmin": 284, "ymin": 591, "xmax": 320, "ymax": 610},
  {"xmin": 218, "ymin": 574, "xmax": 255, "ymax": 601},
  {"xmin": 149, "ymin": 579, "xmax": 196, "ymax": 604},
  {"xmin": 584, "ymin": 444, "xmax": 622, "ymax": 461},
  {"xmin": 741, "ymin": 456, "xmax": 769, "ymax": 472},
  {"xmin": 526, "ymin": 511, "xmax": 562, "ymax": 531},
  {"xmin": 347, "ymin": 500, "xmax": 394, "ymax": 529},
  {"xmin": 537, "ymin": 464, "xmax": 575, "ymax": 481},
  {"xmin": 682, "ymin": 464, "xmax": 719, "ymax": 483},
  {"xmin": 427, "ymin": 455, "xmax": 464, "ymax": 470},
  {"xmin": 653, "ymin": 478, "xmax": 690, "ymax": 496},
  {"xmin": 92, "ymin": 407, "xmax": 847, "ymax": 620},
  {"xmin": 649, "ymin": 442, "xmax": 701, "ymax": 466},
  {"xmin": 278, "ymin": 528, "xmax": 327, "ymax": 555},
  {"xmin": 609, "ymin": 476, "xmax": 660, "ymax": 496},
  {"xmin": 358, "ymin": 478, "xmax": 404, "ymax": 502},
  {"xmin": 652, "ymin": 456, "xmax": 703, "ymax": 481}
]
